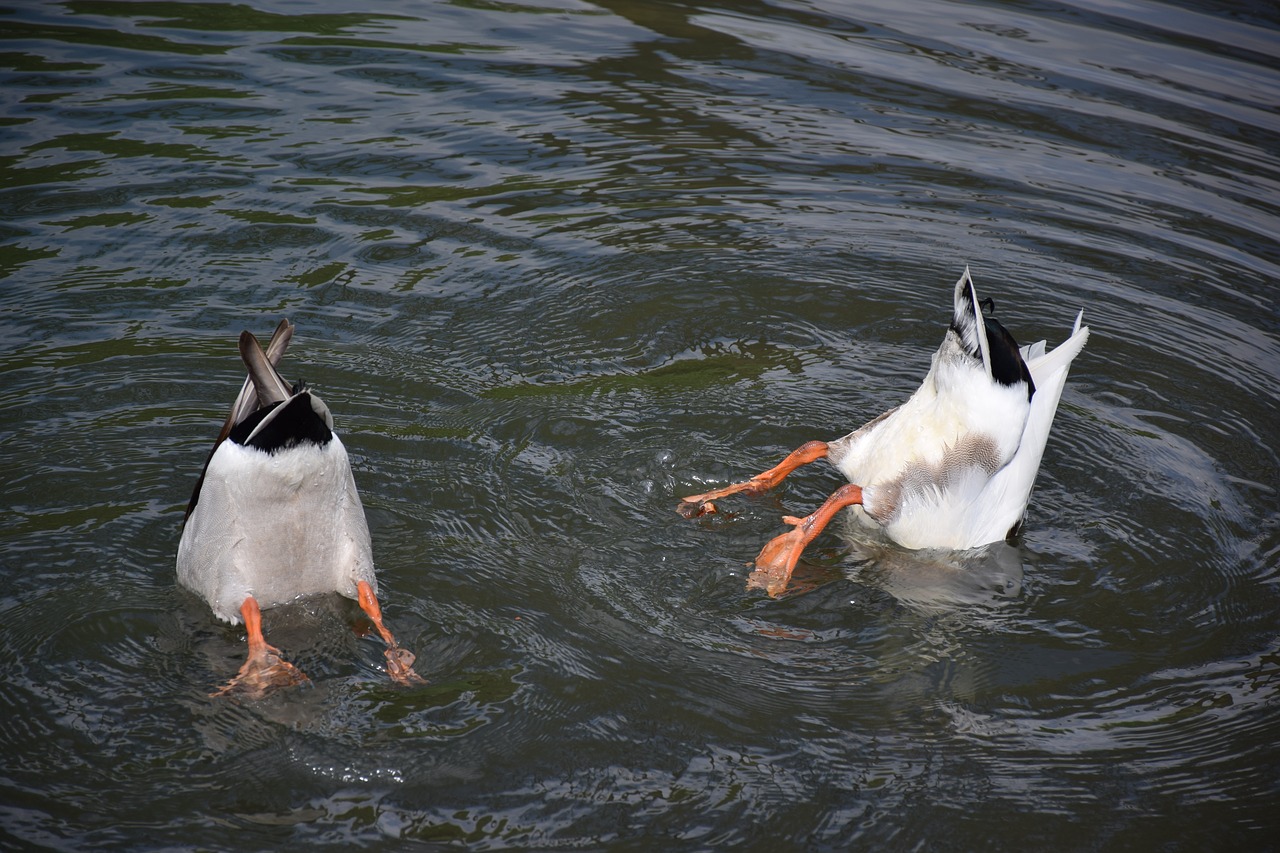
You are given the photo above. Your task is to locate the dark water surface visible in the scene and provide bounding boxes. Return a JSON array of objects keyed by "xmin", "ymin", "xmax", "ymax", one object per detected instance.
[{"xmin": 2, "ymin": 0, "xmax": 1278, "ymax": 848}]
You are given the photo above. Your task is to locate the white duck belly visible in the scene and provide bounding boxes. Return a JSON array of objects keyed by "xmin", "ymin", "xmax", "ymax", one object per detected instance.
[
  {"xmin": 830, "ymin": 334, "xmax": 1034, "ymax": 550},
  {"xmin": 176, "ymin": 433, "xmax": 374, "ymax": 624}
]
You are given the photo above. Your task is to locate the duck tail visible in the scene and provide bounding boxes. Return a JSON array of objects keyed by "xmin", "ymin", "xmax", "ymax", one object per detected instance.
[{"xmin": 949, "ymin": 266, "xmax": 992, "ymax": 377}]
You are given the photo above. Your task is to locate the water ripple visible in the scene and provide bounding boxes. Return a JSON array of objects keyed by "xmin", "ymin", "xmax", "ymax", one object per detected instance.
[{"xmin": 1, "ymin": 0, "xmax": 1277, "ymax": 847}]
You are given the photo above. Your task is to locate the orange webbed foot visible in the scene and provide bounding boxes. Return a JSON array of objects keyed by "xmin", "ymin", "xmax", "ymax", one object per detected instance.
[
  {"xmin": 383, "ymin": 646, "xmax": 426, "ymax": 686},
  {"xmin": 748, "ymin": 515, "xmax": 809, "ymax": 596},
  {"xmin": 213, "ymin": 596, "xmax": 310, "ymax": 699},
  {"xmin": 213, "ymin": 643, "xmax": 310, "ymax": 699},
  {"xmin": 677, "ymin": 496, "xmax": 723, "ymax": 518},
  {"xmin": 356, "ymin": 580, "xmax": 426, "ymax": 687},
  {"xmin": 746, "ymin": 483, "xmax": 865, "ymax": 597}
]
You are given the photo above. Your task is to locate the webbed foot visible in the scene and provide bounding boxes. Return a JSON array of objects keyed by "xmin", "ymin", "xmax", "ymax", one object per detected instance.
[{"xmin": 213, "ymin": 643, "xmax": 309, "ymax": 699}]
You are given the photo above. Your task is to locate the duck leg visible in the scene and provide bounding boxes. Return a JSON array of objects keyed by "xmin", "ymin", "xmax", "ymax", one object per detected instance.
[
  {"xmin": 213, "ymin": 596, "xmax": 309, "ymax": 698},
  {"xmin": 356, "ymin": 581, "xmax": 425, "ymax": 686},
  {"xmin": 678, "ymin": 441, "xmax": 829, "ymax": 517},
  {"xmin": 749, "ymin": 483, "xmax": 864, "ymax": 597}
]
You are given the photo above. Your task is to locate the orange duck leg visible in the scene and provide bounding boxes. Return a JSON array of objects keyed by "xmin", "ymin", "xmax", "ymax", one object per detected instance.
[
  {"xmin": 213, "ymin": 596, "xmax": 309, "ymax": 698},
  {"xmin": 357, "ymin": 580, "xmax": 425, "ymax": 686},
  {"xmin": 749, "ymin": 483, "xmax": 865, "ymax": 597},
  {"xmin": 678, "ymin": 440, "xmax": 829, "ymax": 517}
]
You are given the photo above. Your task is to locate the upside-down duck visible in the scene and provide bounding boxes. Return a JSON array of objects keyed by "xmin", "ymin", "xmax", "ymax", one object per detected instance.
[
  {"xmin": 678, "ymin": 267, "xmax": 1089, "ymax": 595},
  {"xmin": 177, "ymin": 320, "xmax": 423, "ymax": 696}
]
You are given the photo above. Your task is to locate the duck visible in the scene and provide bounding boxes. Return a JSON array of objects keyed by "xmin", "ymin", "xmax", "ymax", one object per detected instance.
[
  {"xmin": 678, "ymin": 267, "xmax": 1090, "ymax": 596},
  {"xmin": 177, "ymin": 320, "xmax": 423, "ymax": 697}
]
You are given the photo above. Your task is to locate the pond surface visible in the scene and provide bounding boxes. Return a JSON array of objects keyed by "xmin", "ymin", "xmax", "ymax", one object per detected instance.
[{"xmin": 2, "ymin": 0, "xmax": 1278, "ymax": 848}]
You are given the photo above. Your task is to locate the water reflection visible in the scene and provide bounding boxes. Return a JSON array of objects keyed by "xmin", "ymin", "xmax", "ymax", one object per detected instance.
[
  {"xmin": 835, "ymin": 526, "xmax": 1024, "ymax": 613},
  {"xmin": 744, "ymin": 514, "xmax": 1025, "ymax": 612}
]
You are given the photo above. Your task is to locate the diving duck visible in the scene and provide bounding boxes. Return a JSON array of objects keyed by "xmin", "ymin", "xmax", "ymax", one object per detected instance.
[
  {"xmin": 678, "ymin": 267, "xmax": 1090, "ymax": 595},
  {"xmin": 177, "ymin": 320, "xmax": 423, "ymax": 696}
]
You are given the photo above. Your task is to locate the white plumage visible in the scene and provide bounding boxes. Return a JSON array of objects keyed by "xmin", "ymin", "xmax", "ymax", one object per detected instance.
[
  {"xmin": 679, "ymin": 267, "xmax": 1089, "ymax": 594},
  {"xmin": 176, "ymin": 430, "xmax": 375, "ymax": 623},
  {"xmin": 177, "ymin": 320, "xmax": 422, "ymax": 696}
]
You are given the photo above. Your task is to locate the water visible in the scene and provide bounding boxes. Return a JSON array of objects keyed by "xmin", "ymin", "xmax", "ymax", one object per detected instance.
[{"xmin": 2, "ymin": 0, "xmax": 1278, "ymax": 848}]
